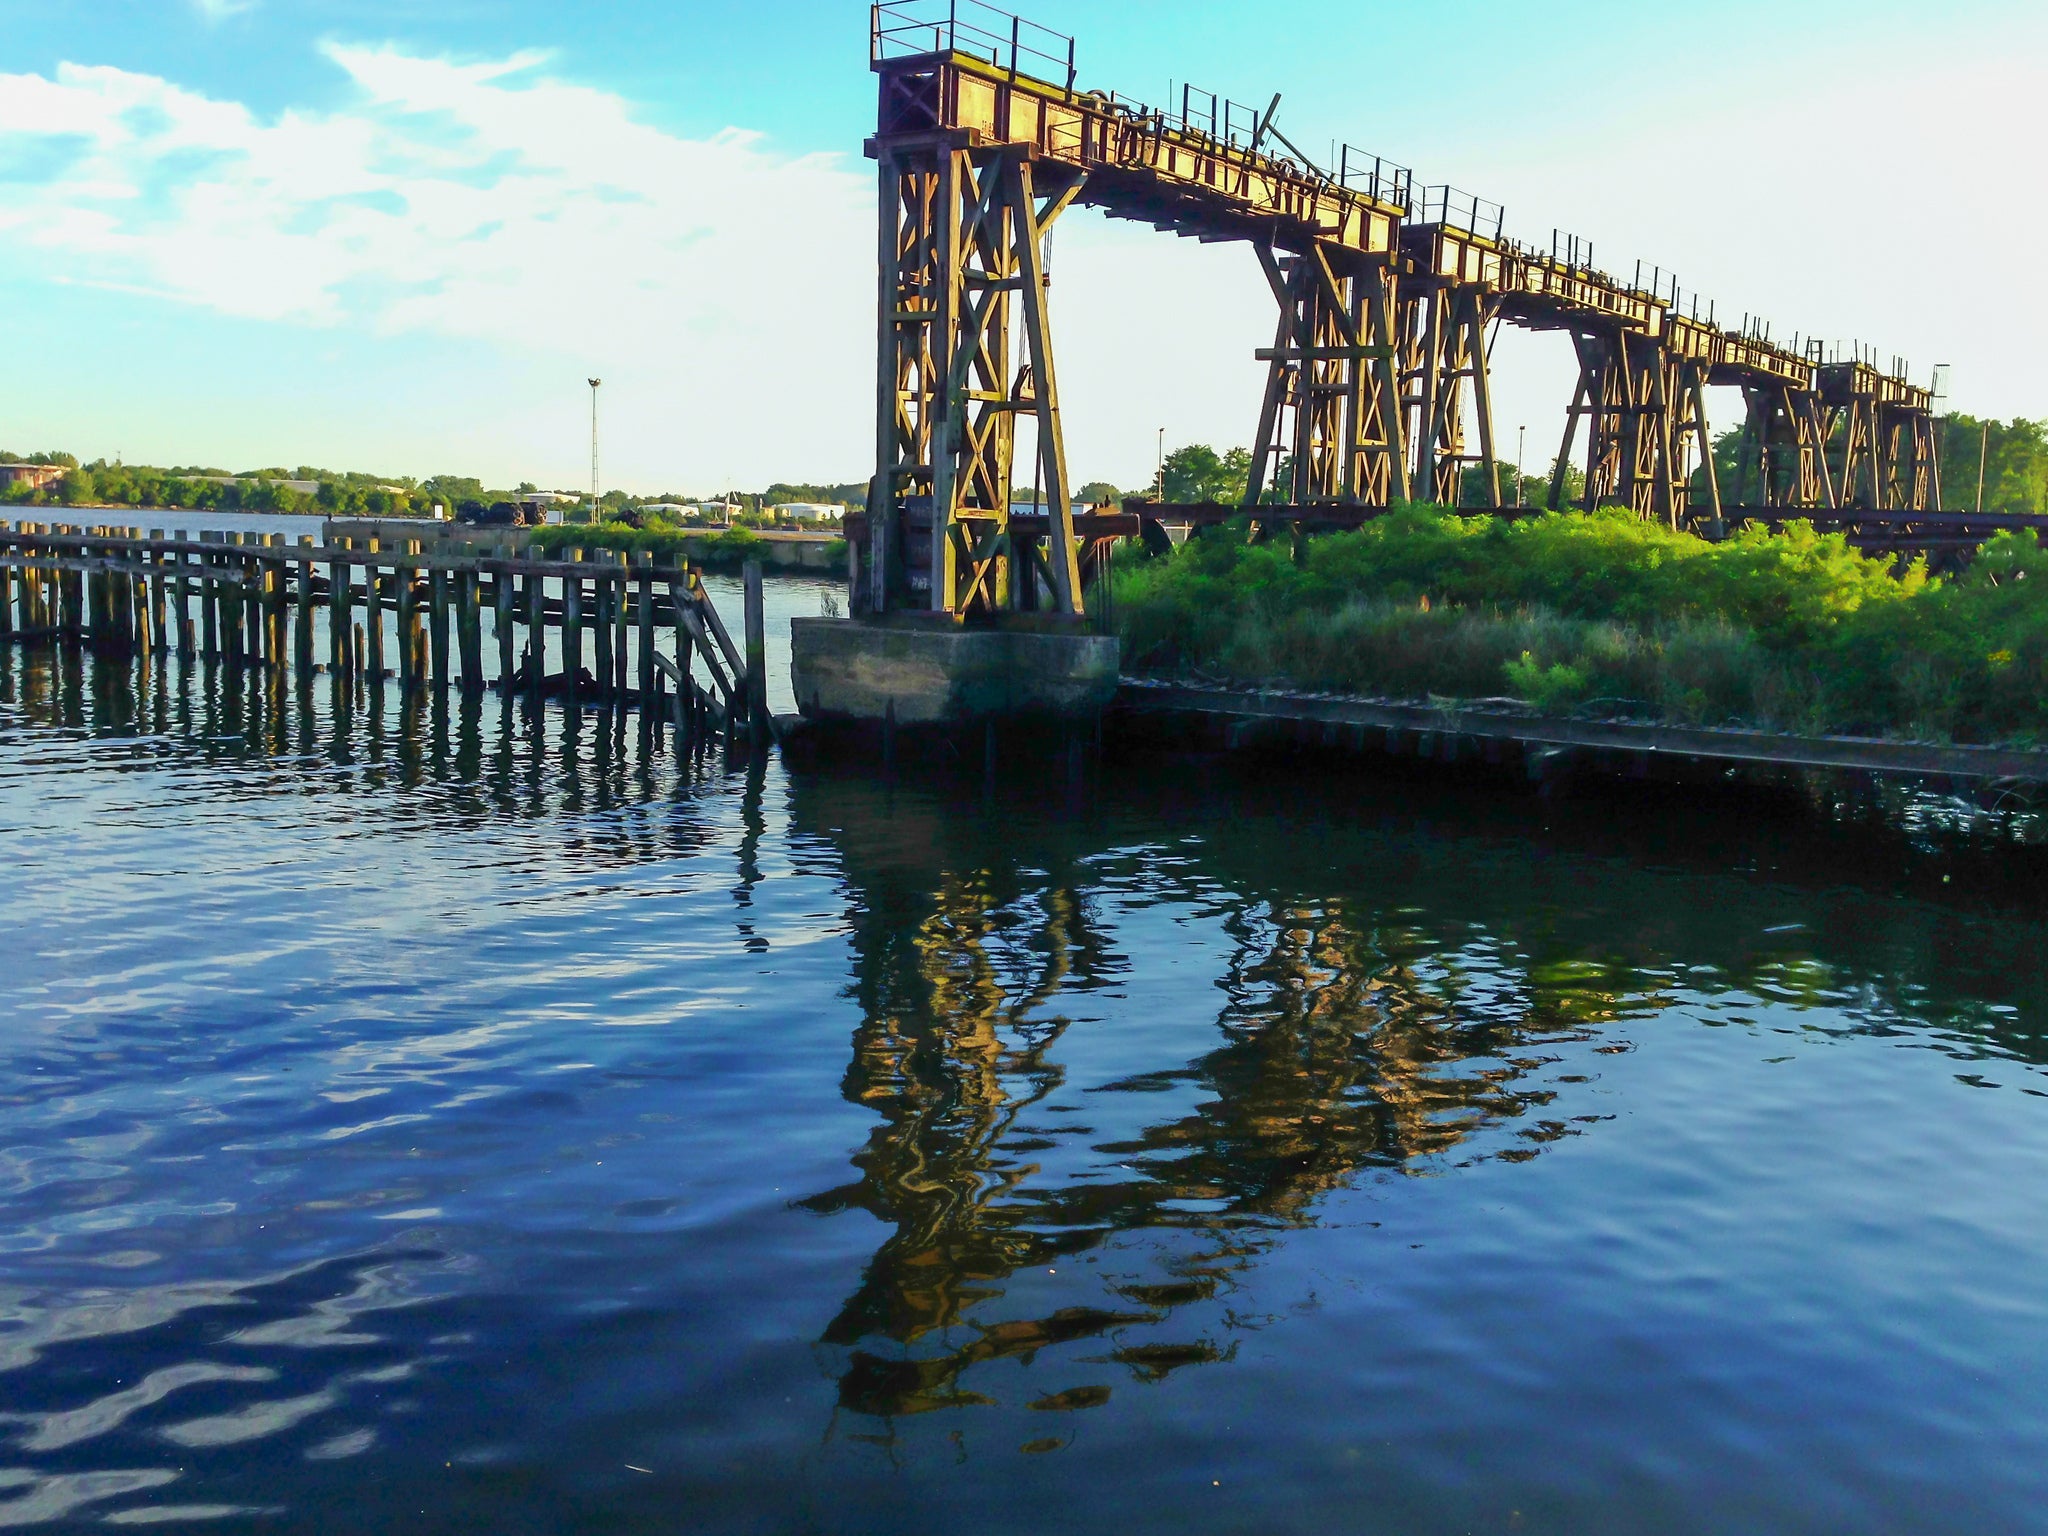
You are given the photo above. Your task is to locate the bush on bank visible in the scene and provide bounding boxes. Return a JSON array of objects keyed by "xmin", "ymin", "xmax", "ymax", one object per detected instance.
[
  {"xmin": 530, "ymin": 521, "xmax": 756, "ymax": 564},
  {"xmin": 1111, "ymin": 504, "xmax": 2048, "ymax": 746},
  {"xmin": 526, "ymin": 520, "xmax": 849, "ymax": 570}
]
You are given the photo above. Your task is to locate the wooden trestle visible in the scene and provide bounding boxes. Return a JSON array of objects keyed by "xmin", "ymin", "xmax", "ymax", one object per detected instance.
[
  {"xmin": 0, "ymin": 522, "xmax": 778, "ymax": 747},
  {"xmin": 865, "ymin": 0, "xmax": 1948, "ymax": 606}
]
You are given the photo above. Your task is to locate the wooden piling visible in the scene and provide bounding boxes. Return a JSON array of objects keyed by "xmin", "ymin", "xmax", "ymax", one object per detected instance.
[
  {"xmin": 495, "ymin": 547, "xmax": 515, "ymax": 691},
  {"xmin": 611, "ymin": 554, "xmax": 629, "ymax": 699},
  {"xmin": 171, "ymin": 531, "xmax": 190, "ymax": 660},
  {"xmin": 429, "ymin": 566, "xmax": 450, "ymax": 688},
  {"xmin": 362, "ymin": 538, "xmax": 384, "ymax": 680},
  {"xmin": 563, "ymin": 553, "xmax": 583, "ymax": 708},
  {"xmin": 29, "ymin": 526, "xmax": 45, "ymax": 635},
  {"xmin": 294, "ymin": 537, "xmax": 314, "ymax": 675},
  {"xmin": 409, "ymin": 543, "xmax": 428, "ymax": 682},
  {"xmin": 743, "ymin": 558, "xmax": 767, "ymax": 745},
  {"xmin": 247, "ymin": 536, "xmax": 268, "ymax": 667},
  {"xmin": 634, "ymin": 552, "xmax": 654, "ymax": 706},
  {"xmin": 459, "ymin": 568, "xmax": 482, "ymax": 691},
  {"xmin": 148, "ymin": 530, "xmax": 167, "ymax": 652},
  {"xmin": 395, "ymin": 544, "xmax": 417, "ymax": 689},
  {"xmin": 592, "ymin": 556, "xmax": 613, "ymax": 702},
  {"xmin": 131, "ymin": 529, "xmax": 151, "ymax": 663},
  {"xmin": 522, "ymin": 544, "xmax": 542, "ymax": 710},
  {"xmin": 217, "ymin": 533, "xmax": 237, "ymax": 662},
  {"xmin": 199, "ymin": 533, "xmax": 218, "ymax": 659},
  {"xmin": 328, "ymin": 538, "xmax": 349, "ymax": 674}
]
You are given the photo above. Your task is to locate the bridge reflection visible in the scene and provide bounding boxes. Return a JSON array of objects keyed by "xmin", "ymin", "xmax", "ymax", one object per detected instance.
[
  {"xmin": 786, "ymin": 775, "xmax": 1643, "ymax": 1420},
  {"xmin": 782, "ymin": 761, "xmax": 2048, "ymax": 1424}
]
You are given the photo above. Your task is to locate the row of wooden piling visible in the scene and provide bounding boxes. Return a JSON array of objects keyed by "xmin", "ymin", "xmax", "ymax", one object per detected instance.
[{"xmin": 0, "ymin": 521, "xmax": 775, "ymax": 747}]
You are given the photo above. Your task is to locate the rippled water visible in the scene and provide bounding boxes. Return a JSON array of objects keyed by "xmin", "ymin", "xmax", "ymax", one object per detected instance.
[{"xmin": 5, "ymin": 640, "xmax": 2048, "ymax": 1534}]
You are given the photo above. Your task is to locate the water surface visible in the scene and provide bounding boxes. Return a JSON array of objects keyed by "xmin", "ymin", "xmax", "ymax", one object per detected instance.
[{"xmin": 3, "ymin": 647, "xmax": 2048, "ymax": 1534}]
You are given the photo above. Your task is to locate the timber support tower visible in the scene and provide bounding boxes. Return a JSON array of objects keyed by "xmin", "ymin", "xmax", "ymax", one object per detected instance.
[{"xmin": 860, "ymin": 1, "xmax": 1948, "ymax": 625}]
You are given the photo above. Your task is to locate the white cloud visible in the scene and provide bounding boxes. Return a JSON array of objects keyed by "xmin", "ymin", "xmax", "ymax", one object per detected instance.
[
  {"xmin": 0, "ymin": 45, "xmax": 877, "ymax": 483},
  {"xmin": 0, "ymin": 46, "xmax": 870, "ymax": 344}
]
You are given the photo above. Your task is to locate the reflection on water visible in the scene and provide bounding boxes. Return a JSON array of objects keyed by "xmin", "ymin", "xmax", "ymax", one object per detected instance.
[
  {"xmin": 5, "ymin": 644, "xmax": 2048, "ymax": 1533},
  {"xmin": 802, "ymin": 801, "xmax": 1614, "ymax": 1418}
]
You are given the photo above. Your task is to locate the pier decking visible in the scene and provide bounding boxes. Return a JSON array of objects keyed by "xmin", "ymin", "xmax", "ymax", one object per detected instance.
[
  {"xmin": 1115, "ymin": 679, "xmax": 2048, "ymax": 791},
  {"xmin": 0, "ymin": 520, "xmax": 776, "ymax": 747}
]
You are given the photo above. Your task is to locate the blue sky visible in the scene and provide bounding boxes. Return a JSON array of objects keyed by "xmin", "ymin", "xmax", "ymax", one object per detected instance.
[{"xmin": 2, "ymin": 0, "xmax": 2043, "ymax": 493}]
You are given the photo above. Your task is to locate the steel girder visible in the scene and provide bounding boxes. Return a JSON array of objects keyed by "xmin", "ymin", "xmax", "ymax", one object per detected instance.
[
  {"xmin": 1398, "ymin": 282, "xmax": 1501, "ymax": 508},
  {"xmin": 1243, "ymin": 246, "xmax": 1408, "ymax": 510},
  {"xmin": 1737, "ymin": 382, "xmax": 1835, "ymax": 512},
  {"xmin": 867, "ymin": 138, "xmax": 1084, "ymax": 619},
  {"xmin": 1550, "ymin": 329, "xmax": 1717, "ymax": 530}
]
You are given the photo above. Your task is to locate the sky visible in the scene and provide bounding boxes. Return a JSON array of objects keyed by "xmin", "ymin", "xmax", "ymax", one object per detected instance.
[{"xmin": 1, "ymin": 0, "xmax": 2043, "ymax": 496}]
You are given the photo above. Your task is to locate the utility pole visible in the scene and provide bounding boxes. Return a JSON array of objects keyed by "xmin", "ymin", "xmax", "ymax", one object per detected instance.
[
  {"xmin": 1977, "ymin": 419, "xmax": 1989, "ymax": 515},
  {"xmin": 588, "ymin": 377, "xmax": 602, "ymax": 520}
]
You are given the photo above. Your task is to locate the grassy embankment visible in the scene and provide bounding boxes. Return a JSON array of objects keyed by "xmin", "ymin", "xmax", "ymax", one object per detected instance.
[
  {"xmin": 1112, "ymin": 506, "xmax": 2048, "ymax": 747},
  {"xmin": 527, "ymin": 521, "xmax": 846, "ymax": 571}
]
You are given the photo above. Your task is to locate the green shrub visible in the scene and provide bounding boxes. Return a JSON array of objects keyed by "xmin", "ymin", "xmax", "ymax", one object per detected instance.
[
  {"xmin": 1113, "ymin": 507, "xmax": 2048, "ymax": 746},
  {"xmin": 528, "ymin": 520, "xmax": 763, "ymax": 566}
]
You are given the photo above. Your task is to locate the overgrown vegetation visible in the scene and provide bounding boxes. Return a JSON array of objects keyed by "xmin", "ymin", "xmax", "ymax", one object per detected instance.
[
  {"xmin": 1113, "ymin": 504, "xmax": 2048, "ymax": 746},
  {"xmin": 527, "ymin": 518, "xmax": 846, "ymax": 569}
]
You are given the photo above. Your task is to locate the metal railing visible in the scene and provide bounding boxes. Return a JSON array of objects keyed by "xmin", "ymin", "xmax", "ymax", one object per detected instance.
[
  {"xmin": 1413, "ymin": 185, "xmax": 1504, "ymax": 239},
  {"xmin": 1631, "ymin": 261, "xmax": 1675, "ymax": 305},
  {"xmin": 1334, "ymin": 146, "xmax": 1412, "ymax": 212},
  {"xmin": 870, "ymin": 0, "xmax": 1410, "ymax": 212},
  {"xmin": 872, "ymin": 0, "xmax": 1076, "ymax": 89},
  {"xmin": 1544, "ymin": 228, "xmax": 1597, "ymax": 273}
]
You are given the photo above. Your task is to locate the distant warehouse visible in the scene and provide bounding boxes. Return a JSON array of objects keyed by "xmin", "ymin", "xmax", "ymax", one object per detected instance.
[{"xmin": 0, "ymin": 463, "xmax": 68, "ymax": 491}]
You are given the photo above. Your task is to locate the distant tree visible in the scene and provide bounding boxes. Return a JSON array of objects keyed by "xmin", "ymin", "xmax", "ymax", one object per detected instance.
[
  {"xmin": 1161, "ymin": 444, "xmax": 1251, "ymax": 505},
  {"xmin": 423, "ymin": 475, "xmax": 486, "ymax": 504},
  {"xmin": 1542, "ymin": 457, "xmax": 1587, "ymax": 510},
  {"xmin": 1443, "ymin": 460, "xmax": 1562, "ymax": 510},
  {"xmin": 1077, "ymin": 480, "xmax": 1122, "ymax": 506},
  {"xmin": 1939, "ymin": 415, "xmax": 2048, "ymax": 514}
]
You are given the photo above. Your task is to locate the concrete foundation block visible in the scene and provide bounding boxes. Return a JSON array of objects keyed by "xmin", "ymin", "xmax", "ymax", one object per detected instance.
[{"xmin": 791, "ymin": 617, "xmax": 1118, "ymax": 725}]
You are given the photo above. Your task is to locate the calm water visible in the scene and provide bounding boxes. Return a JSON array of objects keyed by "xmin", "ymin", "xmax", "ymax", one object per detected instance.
[{"xmin": 4, "ymin": 644, "xmax": 2048, "ymax": 1534}]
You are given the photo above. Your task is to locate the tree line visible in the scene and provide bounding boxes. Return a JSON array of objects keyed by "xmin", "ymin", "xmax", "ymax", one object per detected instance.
[
  {"xmin": 1150, "ymin": 442, "xmax": 1579, "ymax": 510},
  {"xmin": 1148, "ymin": 415, "xmax": 2047, "ymax": 516}
]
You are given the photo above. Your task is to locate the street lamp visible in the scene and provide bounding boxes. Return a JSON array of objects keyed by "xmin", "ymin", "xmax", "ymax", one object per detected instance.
[
  {"xmin": 1516, "ymin": 425, "xmax": 1526, "ymax": 509},
  {"xmin": 587, "ymin": 377, "xmax": 602, "ymax": 520},
  {"xmin": 1155, "ymin": 426, "xmax": 1166, "ymax": 500}
]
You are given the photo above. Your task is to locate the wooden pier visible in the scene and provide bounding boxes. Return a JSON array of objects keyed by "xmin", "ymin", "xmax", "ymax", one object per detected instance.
[
  {"xmin": 0, "ymin": 520, "xmax": 777, "ymax": 748},
  {"xmin": 1115, "ymin": 679, "xmax": 2048, "ymax": 793}
]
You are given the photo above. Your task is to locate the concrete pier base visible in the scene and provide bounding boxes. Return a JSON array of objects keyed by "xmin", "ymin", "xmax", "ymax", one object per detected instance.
[{"xmin": 791, "ymin": 617, "xmax": 1118, "ymax": 726}]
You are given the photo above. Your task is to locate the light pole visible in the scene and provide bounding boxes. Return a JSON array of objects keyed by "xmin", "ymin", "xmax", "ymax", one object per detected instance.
[
  {"xmin": 587, "ymin": 377, "xmax": 602, "ymax": 521},
  {"xmin": 1515, "ymin": 425, "xmax": 1526, "ymax": 509},
  {"xmin": 1977, "ymin": 420, "xmax": 1990, "ymax": 514},
  {"xmin": 1155, "ymin": 427, "xmax": 1166, "ymax": 500}
]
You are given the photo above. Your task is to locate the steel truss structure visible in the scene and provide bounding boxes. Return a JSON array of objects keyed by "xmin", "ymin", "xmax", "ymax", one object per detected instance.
[
  {"xmin": 871, "ymin": 134, "xmax": 1084, "ymax": 618},
  {"xmin": 1246, "ymin": 247, "xmax": 1407, "ymax": 508},
  {"xmin": 864, "ymin": 1, "xmax": 1949, "ymax": 617}
]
